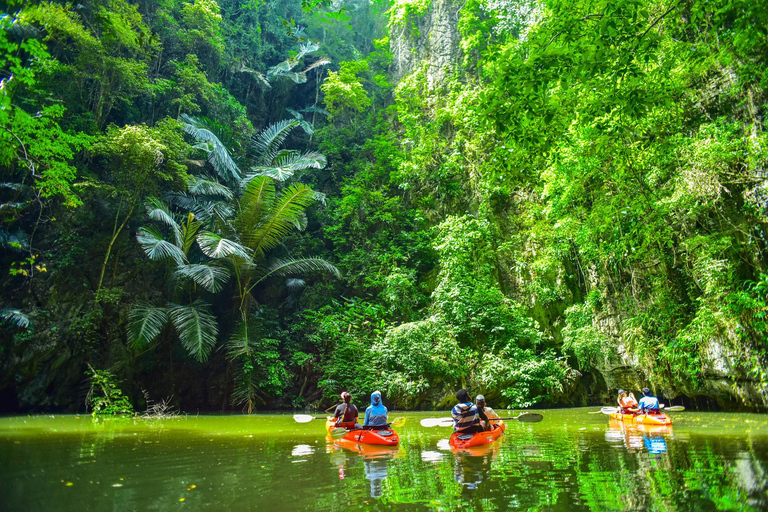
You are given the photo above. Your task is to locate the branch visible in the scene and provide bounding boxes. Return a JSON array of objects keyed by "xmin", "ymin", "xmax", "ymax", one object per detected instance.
[{"xmin": 639, "ymin": 0, "xmax": 683, "ymax": 40}]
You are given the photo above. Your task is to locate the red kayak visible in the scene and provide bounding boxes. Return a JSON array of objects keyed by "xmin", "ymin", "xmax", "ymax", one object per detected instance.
[
  {"xmin": 325, "ymin": 418, "xmax": 400, "ymax": 446},
  {"xmin": 449, "ymin": 421, "xmax": 506, "ymax": 449}
]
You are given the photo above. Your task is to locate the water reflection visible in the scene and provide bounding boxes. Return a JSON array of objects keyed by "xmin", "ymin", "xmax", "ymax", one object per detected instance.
[
  {"xmin": 326, "ymin": 435, "xmax": 400, "ymax": 497},
  {"xmin": 606, "ymin": 418, "xmax": 672, "ymax": 454}
]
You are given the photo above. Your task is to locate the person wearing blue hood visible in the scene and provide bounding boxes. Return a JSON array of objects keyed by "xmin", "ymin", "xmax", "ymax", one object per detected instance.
[{"xmin": 364, "ymin": 390, "xmax": 389, "ymax": 430}]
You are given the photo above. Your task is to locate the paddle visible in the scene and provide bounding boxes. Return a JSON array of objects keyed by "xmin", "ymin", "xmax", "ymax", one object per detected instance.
[
  {"xmin": 420, "ymin": 413, "xmax": 543, "ymax": 428},
  {"xmin": 293, "ymin": 414, "xmax": 329, "ymax": 423}
]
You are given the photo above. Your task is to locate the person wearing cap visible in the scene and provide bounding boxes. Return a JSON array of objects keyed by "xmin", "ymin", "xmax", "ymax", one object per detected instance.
[
  {"xmin": 451, "ymin": 389, "xmax": 484, "ymax": 433},
  {"xmin": 364, "ymin": 390, "xmax": 389, "ymax": 430},
  {"xmin": 617, "ymin": 389, "xmax": 638, "ymax": 413},
  {"xmin": 476, "ymin": 395, "xmax": 500, "ymax": 431},
  {"xmin": 334, "ymin": 392, "xmax": 361, "ymax": 429},
  {"xmin": 637, "ymin": 388, "xmax": 660, "ymax": 412}
]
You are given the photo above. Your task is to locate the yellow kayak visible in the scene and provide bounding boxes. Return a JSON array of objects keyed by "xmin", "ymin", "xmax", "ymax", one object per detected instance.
[{"xmin": 610, "ymin": 412, "xmax": 672, "ymax": 426}]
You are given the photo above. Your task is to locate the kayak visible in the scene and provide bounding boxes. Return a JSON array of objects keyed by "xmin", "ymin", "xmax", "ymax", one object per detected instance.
[
  {"xmin": 325, "ymin": 418, "xmax": 400, "ymax": 446},
  {"xmin": 449, "ymin": 421, "xmax": 506, "ymax": 449},
  {"xmin": 610, "ymin": 412, "xmax": 672, "ymax": 426}
]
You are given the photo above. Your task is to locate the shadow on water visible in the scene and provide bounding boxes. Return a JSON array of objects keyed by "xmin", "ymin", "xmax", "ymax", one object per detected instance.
[{"xmin": 1, "ymin": 409, "xmax": 768, "ymax": 510}]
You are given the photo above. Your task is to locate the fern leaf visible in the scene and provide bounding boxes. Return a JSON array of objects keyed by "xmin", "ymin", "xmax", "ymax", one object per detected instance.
[{"xmin": 188, "ymin": 177, "xmax": 234, "ymax": 200}]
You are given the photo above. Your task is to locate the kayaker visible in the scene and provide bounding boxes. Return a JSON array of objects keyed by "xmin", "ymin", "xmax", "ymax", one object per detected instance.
[
  {"xmin": 476, "ymin": 395, "xmax": 500, "ymax": 431},
  {"xmin": 451, "ymin": 389, "xmax": 484, "ymax": 434},
  {"xmin": 334, "ymin": 392, "xmax": 361, "ymax": 429},
  {"xmin": 363, "ymin": 390, "xmax": 388, "ymax": 430},
  {"xmin": 637, "ymin": 387, "xmax": 660, "ymax": 412},
  {"xmin": 617, "ymin": 389, "xmax": 638, "ymax": 413}
]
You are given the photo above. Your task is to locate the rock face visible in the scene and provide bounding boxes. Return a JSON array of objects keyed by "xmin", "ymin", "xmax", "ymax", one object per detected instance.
[
  {"xmin": 389, "ymin": 0, "xmax": 462, "ymax": 89},
  {"xmin": 387, "ymin": 0, "xmax": 768, "ymax": 411}
]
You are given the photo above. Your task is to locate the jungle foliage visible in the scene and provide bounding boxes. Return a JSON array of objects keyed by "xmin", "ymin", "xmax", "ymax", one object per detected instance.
[{"xmin": 1, "ymin": 0, "xmax": 767, "ymax": 413}]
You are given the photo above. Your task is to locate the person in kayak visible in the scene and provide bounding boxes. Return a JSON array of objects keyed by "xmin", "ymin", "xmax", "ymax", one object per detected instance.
[
  {"xmin": 451, "ymin": 389, "xmax": 484, "ymax": 434},
  {"xmin": 475, "ymin": 395, "xmax": 500, "ymax": 431},
  {"xmin": 637, "ymin": 388, "xmax": 660, "ymax": 412},
  {"xmin": 334, "ymin": 392, "xmax": 361, "ymax": 429},
  {"xmin": 363, "ymin": 390, "xmax": 389, "ymax": 430},
  {"xmin": 617, "ymin": 389, "xmax": 638, "ymax": 413}
]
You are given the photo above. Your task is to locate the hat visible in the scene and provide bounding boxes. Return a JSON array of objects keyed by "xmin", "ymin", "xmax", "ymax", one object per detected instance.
[
  {"xmin": 618, "ymin": 389, "xmax": 626, "ymax": 395},
  {"xmin": 476, "ymin": 394, "xmax": 485, "ymax": 402}
]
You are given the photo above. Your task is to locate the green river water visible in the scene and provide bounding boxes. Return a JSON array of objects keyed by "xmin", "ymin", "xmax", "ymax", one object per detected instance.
[{"xmin": 1, "ymin": 408, "xmax": 767, "ymax": 511}]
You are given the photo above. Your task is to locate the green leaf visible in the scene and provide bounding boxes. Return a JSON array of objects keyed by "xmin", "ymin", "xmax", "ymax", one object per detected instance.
[
  {"xmin": 196, "ymin": 231, "xmax": 252, "ymax": 260},
  {"xmin": 136, "ymin": 226, "xmax": 186, "ymax": 265},
  {"xmin": 127, "ymin": 304, "xmax": 168, "ymax": 348},
  {"xmin": 168, "ymin": 301, "xmax": 218, "ymax": 362},
  {"xmin": 174, "ymin": 263, "xmax": 230, "ymax": 293}
]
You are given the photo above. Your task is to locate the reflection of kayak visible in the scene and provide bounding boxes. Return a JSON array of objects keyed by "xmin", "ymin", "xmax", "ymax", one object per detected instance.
[
  {"xmin": 329, "ymin": 435, "xmax": 402, "ymax": 456},
  {"xmin": 449, "ymin": 421, "xmax": 506, "ymax": 449},
  {"xmin": 325, "ymin": 418, "xmax": 400, "ymax": 446},
  {"xmin": 610, "ymin": 412, "xmax": 672, "ymax": 425}
]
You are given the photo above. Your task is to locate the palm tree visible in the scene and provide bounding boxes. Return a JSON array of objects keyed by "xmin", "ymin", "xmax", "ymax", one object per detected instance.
[{"xmin": 128, "ymin": 117, "xmax": 339, "ymax": 411}]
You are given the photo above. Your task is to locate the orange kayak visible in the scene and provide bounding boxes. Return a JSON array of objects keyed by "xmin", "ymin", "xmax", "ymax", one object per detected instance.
[
  {"xmin": 610, "ymin": 412, "xmax": 672, "ymax": 426},
  {"xmin": 325, "ymin": 418, "xmax": 400, "ymax": 446},
  {"xmin": 449, "ymin": 421, "xmax": 506, "ymax": 449}
]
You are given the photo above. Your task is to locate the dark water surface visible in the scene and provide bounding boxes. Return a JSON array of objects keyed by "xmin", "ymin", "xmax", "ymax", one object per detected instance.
[{"xmin": 1, "ymin": 408, "xmax": 767, "ymax": 511}]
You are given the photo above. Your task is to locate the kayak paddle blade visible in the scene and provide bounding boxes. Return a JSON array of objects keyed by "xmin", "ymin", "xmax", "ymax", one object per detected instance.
[
  {"xmin": 293, "ymin": 414, "xmax": 315, "ymax": 423},
  {"xmin": 390, "ymin": 417, "xmax": 406, "ymax": 428},
  {"xmin": 330, "ymin": 427, "xmax": 348, "ymax": 439},
  {"xmin": 420, "ymin": 417, "xmax": 453, "ymax": 428},
  {"xmin": 664, "ymin": 405, "xmax": 685, "ymax": 412},
  {"xmin": 516, "ymin": 413, "xmax": 543, "ymax": 423},
  {"xmin": 601, "ymin": 407, "xmax": 618, "ymax": 415}
]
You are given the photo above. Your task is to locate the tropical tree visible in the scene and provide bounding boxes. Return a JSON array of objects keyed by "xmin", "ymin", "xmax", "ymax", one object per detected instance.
[{"xmin": 128, "ymin": 117, "xmax": 339, "ymax": 412}]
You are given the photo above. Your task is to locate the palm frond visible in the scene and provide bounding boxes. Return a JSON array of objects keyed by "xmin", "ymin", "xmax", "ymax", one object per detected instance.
[
  {"xmin": 188, "ymin": 177, "xmax": 234, "ymax": 200},
  {"xmin": 179, "ymin": 213, "xmax": 202, "ymax": 256},
  {"xmin": 127, "ymin": 304, "xmax": 168, "ymax": 348},
  {"xmin": 239, "ymin": 64, "xmax": 272, "ymax": 89},
  {"xmin": 249, "ymin": 151, "xmax": 326, "ymax": 182},
  {"xmin": 259, "ymin": 257, "xmax": 341, "ymax": 281},
  {"xmin": 286, "ymin": 108, "xmax": 303, "ymax": 120},
  {"xmin": 168, "ymin": 301, "xmax": 218, "ymax": 362},
  {"xmin": 197, "ymin": 231, "xmax": 252, "ymax": 260},
  {"xmin": 279, "ymin": 71, "xmax": 307, "ymax": 84},
  {"xmin": 297, "ymin": 120, "xmax": 313, "ymax": 135},
  {"xmin": 251, "ymin": 119, "xmax": 299, "ymax": 165},
  {"xmin": 145, "ymin": 197, "xmax": 181, "ymax": 246},
  {"xmin": 180, "ymin": 114, "xmax": 240, "ymax": 183},
  {"xmin": 266, "ymin": 59, "xmax": 294, "ymax": 81},
  {"xmin": 226, "ymin": 317, "xmax": 263, "ymax": 359},
  {"xmin": 136, "ymin": 226, "xmax": 186, "ymax": 265},
  {"xmin": 296, "ymin": 41, "xmax": 320, "ymax": 60},
  {"xmin": 173, "ymin": 263, "xmax": 231, "ymax": 293},
  {"xmin": 0, "ymin": 308, "xmax": 30, "ymax": 329},
  {"xmin": 300, "ymin": 106, "xmax": 330, "ymax": 116},
  {"xmin": 286, "ymin": 278, "xmax": 306, "ymax": 290},
  {"xmin": 313, "ymin": 191, "xmax": 327, "ymax": 206},
  {"xmin": 235, "ymin": 176, "xmax": 275, "ymax": 249},
  {"xmin": 249, "ymin": 183, "xmax": 316, "ymax": 259},
  {"xmin": 293, "ymin": 212, "xmax": 308, "ymax": 231},
  {"xmin": 304, "ymin": 57, "xmax": 331, "ymax": 73}
]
